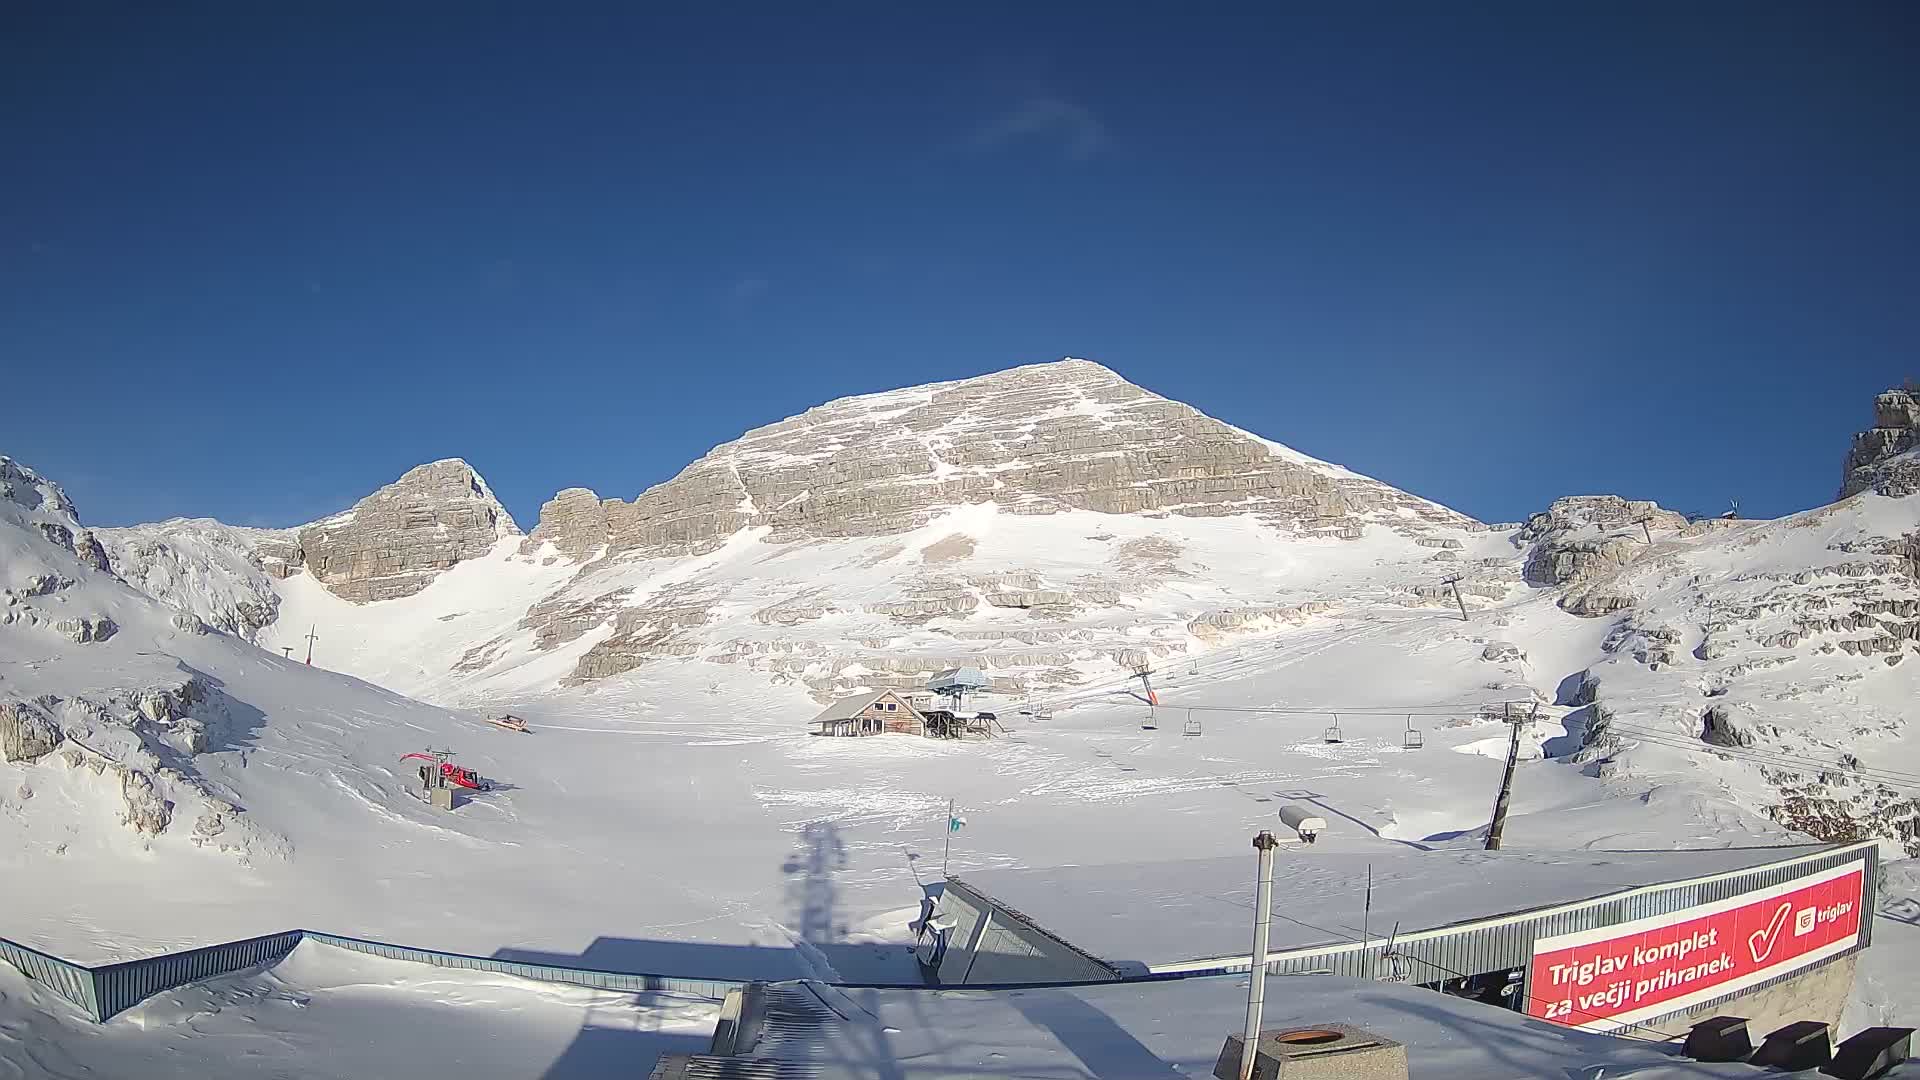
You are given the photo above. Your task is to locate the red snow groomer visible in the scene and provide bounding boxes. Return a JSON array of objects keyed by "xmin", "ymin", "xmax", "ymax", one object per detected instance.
[{"xmin": 402, "ymin": 750, "xmax": 492, "ymax": 791}]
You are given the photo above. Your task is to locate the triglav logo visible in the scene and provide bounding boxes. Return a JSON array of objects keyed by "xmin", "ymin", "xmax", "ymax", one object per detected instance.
[{"xmin": 1794, "ymin": 907, "xmax": 1817, "ymax": 937}]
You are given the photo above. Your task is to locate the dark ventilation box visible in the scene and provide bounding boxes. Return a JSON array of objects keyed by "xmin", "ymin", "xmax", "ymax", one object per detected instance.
[
  {"xmin": 1683, "ymin": 1016, "xmax": 1752, "ymax": 1063},
  {"xmin": 1752, "ymin": 1020, "xmax": 1832, "ymax": 1071},
  {"xmin": 1824, "ymin": 1027, "xmax": 1913, "ymax": 1080}
]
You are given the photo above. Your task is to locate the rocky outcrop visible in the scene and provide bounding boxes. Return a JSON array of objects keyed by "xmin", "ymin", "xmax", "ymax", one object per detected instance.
[
  {"xmin": 1187, "ymin": 602, "xmax": 1337, "ymax": 642},
  {"xmin": 0, "ymin": 456, "xmax": 80, "ymax": 519},
  {"xmin": 1520, "ymin": 496, "xmax": 1684, "ymax": 587},
  {"xmin": 97, "ymin": 518, "xmax": 294, "ymax": 639},
  {"xmin": 1517, "ymin": 496, "xmax": 1688, "ymax": 616},
  {"xmin": 526, "ymin": 360, "xmax": 1478, "ymax": 561},
  {"xmin": 54, "ymin": 615, "xmax": 117, "ymax": 644},
  {"xmin": 521, "ymin": 589, "xmax": 632, "ymax": 651},
  {"xmin": 1840, "ymin": 387, "xmax": 1920, "ymax": 499},
  {"xmin": 521, "ymin": 487, "xmax": 610, "ymax": 560},
  {"xmin": 1700, "ymin": 705, "xmax": 1753, "ymax": 748},
  {"xmin": 0, "ymin": 700, "xmax": 63, "ymax": 762},
  {"xmin": 298, "ymin": 459, "xmax": 519, "ymax": 602},
  {"xmin": 118, "ymin": 767, "xmax": 172, "ymax": 836},
  {"xmin": 1518, "ymin": 496, "xmax": 1687, "ymax": 545},
  {"xmin": 564, "ymin": 586, "xmax": 716, "ymax": 682}
]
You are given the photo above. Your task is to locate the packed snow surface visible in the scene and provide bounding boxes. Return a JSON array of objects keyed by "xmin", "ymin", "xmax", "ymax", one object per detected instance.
[
  {"xmin": 954, "ymin": 844, "xmax": 1839, "ymax": 969},
  {"xmin": 0, "ymin": 940, "xmax": 717, "ymax": 1080}
]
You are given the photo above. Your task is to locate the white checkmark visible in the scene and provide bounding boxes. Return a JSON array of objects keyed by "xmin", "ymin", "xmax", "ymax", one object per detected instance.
[{"xmin": 1749, "ymin": 902, "xmax": 1791, "ymax": 963}]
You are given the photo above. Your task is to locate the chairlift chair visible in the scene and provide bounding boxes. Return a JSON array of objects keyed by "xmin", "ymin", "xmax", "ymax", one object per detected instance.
[
  {"xmin": 1141, "ymin": 704, "xmax": 1158, "ymax": 731},
  {"xmin": 1402, "ymin": 714, "xmax": 1424, "ymax": 750},
  {"xmin": 1323, "ymin": 712, "xmax": 1344, "ymax": 744},
  {"xmin": 1183, "ymin": 709, "xmax": 1202, "ymax": 737}
]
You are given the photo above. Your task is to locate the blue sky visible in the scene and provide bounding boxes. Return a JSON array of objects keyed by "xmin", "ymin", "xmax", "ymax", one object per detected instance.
[{"xmin": 5, "ymin": 4, "xmax": 1915, "ymax": 529}]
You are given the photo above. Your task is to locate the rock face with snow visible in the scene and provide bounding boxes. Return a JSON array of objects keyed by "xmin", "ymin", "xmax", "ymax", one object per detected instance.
[
  {"xmin": 526, "ymin": 360, "xmax": 1474, "ymax": 560},
  {"xmin": 0, "ymin": 701, "xmax": 63, "ymax": 763},
  {"xmin": 1516, "ymin": 496, "xmax": 1690, "ymax": 616},
  {"xmin": 1, "ymin": 456, "xmax": 125, "ymax": 644},
  {"xmin": 297, "ymin": 459, "xmax": 520, "ymax": 602},
  {"xmin": 97, "ymin": 519, "xmax": 293, "ymax": 639},
  {"xmin": 1840, "ymin": 387, "xmax": 1920, "ymax": 499}
]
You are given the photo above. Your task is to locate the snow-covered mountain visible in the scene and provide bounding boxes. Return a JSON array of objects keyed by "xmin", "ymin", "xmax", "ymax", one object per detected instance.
[
  {"xmin": 101, "ymin": 360, "xmax": 1503, "ymax": 706},
  {"xmin": 6, "ymin": 361, "xmax": 1919, "ymax": 977},
  {"xmin": 85, "ymin": 362, "xmax": 1920, "ymax": 860}
]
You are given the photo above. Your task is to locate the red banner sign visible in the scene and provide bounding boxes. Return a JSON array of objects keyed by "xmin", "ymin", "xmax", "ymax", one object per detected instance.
[{"xmin": 1527, "ymin": 860, "xmax": 1864, "ymax": 1031}]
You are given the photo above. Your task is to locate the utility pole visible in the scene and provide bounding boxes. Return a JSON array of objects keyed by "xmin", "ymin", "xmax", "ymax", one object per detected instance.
[
  {"xmin": 1240, "ymin": 830, "xmax": 1280, "ymax": 1080},
  {"xmin": 1633, "ymin": 516, "xmax": 1654, "ymax": 545},
  {"xmin": 941, "ymin": 799, "xmax": 966, "ymax": 877},
  {"xmin": 303, "ymin": 624, "xmax": 319, "ymax": 666},
  {"xmin": 1132, "ymin": 665, "xmax": 1158, "ymax": 705},
  {"xmin": 1441, "ymin": 575, "xmax": 1469, "ymax": 622},
  {"xmin": 1485, "ymin": 703, "xmax": 1537, "ymax": 851}
]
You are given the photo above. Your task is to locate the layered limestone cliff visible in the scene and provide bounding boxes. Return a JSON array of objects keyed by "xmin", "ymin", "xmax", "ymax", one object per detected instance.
[
  {"xmin": 525, "ymin": 360, "xmax": 1477, "ymax": 560},
  {"xmin": 1840, "ymin": 387, "xmax": 1920, "ymax": 499},
  {"xmin": 298, "ymin": 459, "xmax": 520, "ymax": 602}
]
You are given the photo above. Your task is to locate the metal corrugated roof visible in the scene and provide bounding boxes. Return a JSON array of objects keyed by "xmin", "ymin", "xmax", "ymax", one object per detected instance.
[{"xmin": 953, "ymin": 843, "xmax": 1843, "ymax": 970}]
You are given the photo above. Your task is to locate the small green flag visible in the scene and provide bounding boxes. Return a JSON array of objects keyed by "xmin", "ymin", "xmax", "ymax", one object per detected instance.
[{"xmin": 949, "ymin": 815, "xmax": 965, "ymax": 833}]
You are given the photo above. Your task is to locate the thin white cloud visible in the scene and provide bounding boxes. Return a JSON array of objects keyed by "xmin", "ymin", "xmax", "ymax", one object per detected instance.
[{"xmin": 966, "ymin": 96, "xmax": 1108, "ymax": 161}]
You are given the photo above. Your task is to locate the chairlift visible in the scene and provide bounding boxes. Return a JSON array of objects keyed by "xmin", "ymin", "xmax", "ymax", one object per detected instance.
[
  {"xmin": 1323, "ymin": 712, "xmax": 1344, "ymax": 744},
  {"xmin": 1141, "ymin": 704, "xmax": 1158, "ymax": 731},
  {"xmin": 1402, "ymin": 714, "xmax": 1424, "ymax": 750},
  {"xmin": 1183, "ymin": 709, "xmax": 1202, "ymax": 737}
]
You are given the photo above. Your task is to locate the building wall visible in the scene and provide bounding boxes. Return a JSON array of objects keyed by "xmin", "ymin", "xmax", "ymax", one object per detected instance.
[{"xmin": 860, "ymin": 693, "xmax": 922, "ymax": 735}]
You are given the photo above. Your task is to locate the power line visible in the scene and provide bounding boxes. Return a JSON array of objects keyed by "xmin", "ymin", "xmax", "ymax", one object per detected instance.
[
  {"xmin": 1604, "ymin": 723, "xmax": 1920, "ymax": 786},
  {"xmin": 1592, "ymin": 720, "xmax": 1920, "ymax": 792},
  {"xmin": 1171, "ymin": 701, "xmax": 1528, "ymax": 716},
  {"xmin": 1590, "ymin": 716, "xmax": 1920, "ymax": 785},
  {"xmin": 1013, "ymin": 620, "xmax": 1920, "ymax": 793}
]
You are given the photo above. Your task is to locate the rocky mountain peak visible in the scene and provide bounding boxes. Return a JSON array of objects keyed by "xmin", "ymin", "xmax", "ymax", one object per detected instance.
[
  {"xmin": 526, "ymin": 358, "xmax": 1475, "ymax": 561},
  {"xmin": 0, "ymin": 455, "xmax": 80, "ymax": 523},
  {"xmin": 0, "ymin": 456, "xmax": 113, "ymax": 581},
  {"xmin": 1841, "ymin": 386, "xmax": 1920, "ymax": 499},
  {"xmin": 295, "ymin": 458, "xmax": 520, "ymax": 603}
]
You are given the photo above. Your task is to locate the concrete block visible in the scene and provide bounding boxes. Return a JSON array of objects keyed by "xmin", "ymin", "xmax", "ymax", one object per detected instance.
[
  {"xmin": 430, "ymin": 786, "xmax": 455, "ymax": 811},
  {"xmin": 1214, "ymin": 1024, "xmax": 1408, "ymax": 1079}
]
